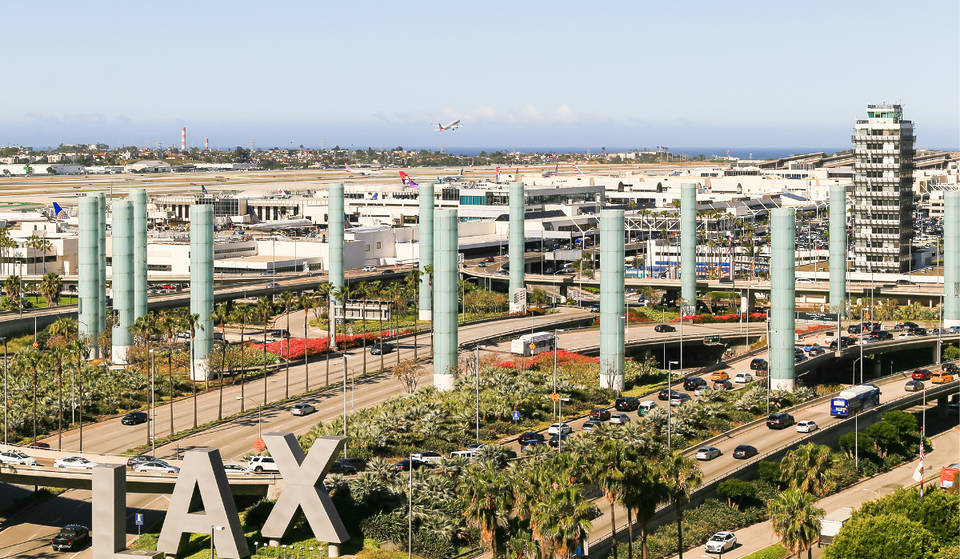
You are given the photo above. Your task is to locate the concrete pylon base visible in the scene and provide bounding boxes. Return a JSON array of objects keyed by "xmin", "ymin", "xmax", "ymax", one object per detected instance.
[
  {"xmin": 191, "ymin": 359, "xmax": 211, "ymax": 381},
  {"xmin": 419, "ymin": 309, "xmax": 432, "ymax": 321},
  {"xmin": 770, "ymin": 378, "xmax": 795, "ymax": 392},
  {"xmin": 598, "ymin": 375, "xmax": 624, "ymax": 392},
  {"xmin": 434, "ymin": 374, "xmax": 456, "ymax": 392},
  {"xmin": 327, "ymin": 544, "xmax": 340, "ymax": 558},
  {"xmin": 112, "ymin": 346, "xmax": 130, "ymax": 365}
]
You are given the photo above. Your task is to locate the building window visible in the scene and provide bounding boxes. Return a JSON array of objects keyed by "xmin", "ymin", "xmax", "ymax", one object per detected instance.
[
  {"xmin": 365, "ymin": 244, "xmax": 370, "ymax": 252},
  {"xmin": 375, "ymin": 241, "xmax": 382, "ymax": 249}
]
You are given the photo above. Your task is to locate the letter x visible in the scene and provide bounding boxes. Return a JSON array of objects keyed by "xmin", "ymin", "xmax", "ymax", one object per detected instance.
[{"xmin": 260, "ymin": 433, "xmax": 350, "ymax": 544}]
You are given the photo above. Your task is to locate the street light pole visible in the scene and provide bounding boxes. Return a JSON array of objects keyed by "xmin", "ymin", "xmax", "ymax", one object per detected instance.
[
  {"xmin": 150, "ymin": 349, "xmax": 156, "ymax": 455},
  {"xmin": 342, "ymin": 353, "xmax": 349, "ymax": 458},
  {"xmin": 667, "ymin": 360, "xmax": 678, "ymax": 451},
  {"xmin": 209, "ymin": 525, "xmax": 225, "ymax": 559},
  {"xmin": 408, "ymin": 452, "xmax": 414, "ymax": 559},
  {"xmin": 1, "ymin": 336, "xmax": 6, "ymax": 445},
  {"xmin": 475, "ymin": 345, "xmax": 480, "ymax": 445}
]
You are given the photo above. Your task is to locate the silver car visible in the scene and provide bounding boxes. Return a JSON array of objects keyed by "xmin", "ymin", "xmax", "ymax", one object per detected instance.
[
  {"xmin": 695, "ymin": 446, "xmax": 722, "ymax": 461},
  {"xmin": 133, "ymin": 460, "xmax": 180, "ymax": 474},
  {"xmin": 291, "ymin": 403, "xmax": 316, "ymax": 416}
]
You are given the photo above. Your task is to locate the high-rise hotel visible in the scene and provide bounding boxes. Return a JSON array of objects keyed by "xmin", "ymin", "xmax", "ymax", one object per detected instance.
[{"xmin": 852, "ymin": 103, "xmax": 915, "ymax": 273}]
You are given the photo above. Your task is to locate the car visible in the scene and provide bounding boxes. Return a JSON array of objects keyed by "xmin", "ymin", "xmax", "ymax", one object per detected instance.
[
  {"xmin": 931, "ymin": 372, "xmax": 954, "ymax": 384},
  {"xmin": 247, "ymin": 455, "xmax": 279, "ymax": 473},
  {"xmin": 548, "ymin": 423, "xmax": 572, "ymax": 435},
  {"xmin": 683, "ymin": 377, "xmax": 707, "ymax": 391},
  {"xmin": 608, "ymin": 413, "xmax": 631, "ymax": 425},
  {"xmin": 126, "ymin": 454, "xmax": 158, "ymax": 468},
  {"xmin": 750, "ymin": 358, "xmax": 768, "ymax": 371},
  {"xmin": 713, "ymin": 379, "xmax": 733, "ymax": 391},
  {"xmin": 330, "ymin": 458, "xmax": 366, "ymax": 474},
  {"xmin": 704, "ymin": 531, "xmax": 737, "ymax": 554},
  {"xmin": 658, "ymin": 388, "xmax": 681, "ymax": 401},
  {"xmin": 270, "ymin": 328, "xmax": 291, "ymax": 339},
  {"xmin": 380, "ymin": 269, "xmax": 395, "ymax": 275},
  {"xmin": 894, "ymin": 321, "xmax": 920, "ymax": 331},
  {"xmin": 266, "ymin": 282, "xmax": 281, "ymax": 289},
  {"xmin": 582, "ymin": 419, "xmax": 604, "ymax": 433},
  {"xmin": 808, "ymin": 345, "xmax": 826, "ymax": 356},
  {"xmin": 669, "ymin": 393, "xmax": 692, "ymax": 406},
  {"xmin": 874, "ymin": 330, "xmax": 893, "ymax": 341},
  {"xmin": 361, "ymin": 265, "xmax": 377, "ymax": 272},
  {"xmin": 637, "ymin": 400, "xmax": 657, "ymax": 415},
  {"xmin": 909, "ymin": 326, "xmax": 928, "ymax": 336},
  {"xmin": 733, "ymin": 372, "xmax": 753, "ymax": 384},
  {"xmin": 51, "ymin": 524, "xmax": 90, "ymax": 552},
  {"xmin": 54, "ymin": 456, "xmax": 98, "ymax": 469},
  {"xmin": 766, "ymin": 413, "xmax": 795, "ymax": 429},
  {"xmin": 496, "ymin": 269, "xmax": 509, "ymax": 275},
  {"xmin": 291, "ymin": 402, "xmax": 316, "ymax": 416},
  {"xmin": 477, "ymin": 261, "xmax": 486, "ymax": 268},
  {"xmin": 410, "ymin": 452, "xmax": 444, "ymax": 465},
  {"xmin": 0, "ymin": 449, "xmax": 37, "ymax": 466},
  {"xmin": 395, "ymin": 459, "xmax": 430, "ymax": 471},
  {"xmin": 945, "ymin": 363, "xmax": 960, "ymax": 375},
  {"xmin": 371, "ymin": 342, "xmax": 395, "ymax": 355},
  {"xmin": 733, "ymin": 445, "xmax": 758, "ymax": 459},
  {"xmin": 615, "ymin": 396, "xmax": 640, "ymax": 411},
  {"xmin": 27, "ymin": 441, "xmax": 50, "ymax": 449},
  {"xmin": 695, "ymin": 446, "xmax": 722, "ymax": 461},
  {"xmin": 912, "ymin": 369, "xmax": 932, "ymax": 381},
  {"xmin": 133, "ymin": 460, "xmax": 179, "ymax": 474},
  {"xmin": 520, "ymin": 439, "xmax": 546, "ymax": 452},
  {"xmin": 654, "ymin": 324, "xmax": 676, "ymax": 333},
  {"xmin": 794, "ymin": 352, "xmax": 807, "ymax": 363},
  {"xmin": 710, "ymin": 370, "xmax": 730, "ymax": 382},
  {"xmin": 121, "ymin": 411, "xmax": 149, "ymax": 425},
  {"xmin": 796, "ymin": 420, "xmax": 819, "ymax": 433},
  {"xmin": 547, "ymin": 432, "xmax": 570, "ymax": 448},
  {"xmin": 223, "ymin": 462, "xmax": 247, "ymax": 474},
  {"xmin": 483, "ymin": 257, "xmax": 495, "ymax": 263},
  {"xmin": 905, "ymin": 379, "xmax": 925, "ymax": 392},
  {"xmin": 589, "ymin": 408, "xmax": 611, "ymax": 421},
  {"xmin": 848, "ymin": 323, "xmax": 864, "ymax": 334},
  {"xmin": 518, "ymin": 432, "xmax": 545, "ymax": 446}
]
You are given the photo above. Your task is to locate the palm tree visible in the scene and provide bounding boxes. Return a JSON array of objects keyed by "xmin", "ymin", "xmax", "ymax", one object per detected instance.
[
  {"xmin": 3, "ymin": 274, "xmax": 20, "ymax": 307},
  {"xmin": 623, "ymin": 454, "xmax": 669, "ymax": 559},
  {"xmin": 584, "ymin": 439, "xmax": 627, "ymax": 558},
  {"xmin": 768, "ymin": 489, "xmax": 824, "ymax": 559},
  {"xmin": 423, "ymin": 264, "xmax": 434, "ymax": 355},
  {"xmin": 46, "ymin": 343, "xmax": 69, "ymax": 450},
  {"xmin": 156, "ymin": 311, "xmax": 178, "ymax": 436},
  {"xmin": 233, "ymin": 304, "xmax": 256, "ymax": 412},
  {"xmin": 255, "ymin": 297, "xmax": 273, "ymax": 406},
  {"xmin": 66, "ymin": 338, "xmax": 88, "ymax": 451},
  {"xmin": 0, "ymin": 228, "xmax": 12, "ymax": 276},
  {"xmin": 24, "ymin": 234, "xmax": 40, "ymax": 275},
  {"xmin": 20, "ymin": 349, "xmax": 47, "ymax": 446},
  {"xmin": 38, "ymin": 272, "xmax": 62, "ymax": 307},
  {"xmin": 298, "ymin": 293, "xmax": 314, "ymax": 391},
  {"xmin": 130, "ymin": 312, "xmax": 158, "ymax": 367},
  {"xmin": 405, "ymin": 270, "xmax": 421, "ymax": 359},
  {"xmin": 780, "ymin": 443, "xmax": 838, "ymax": 497},
  {"xmin": 367, "ymin": 280, "xmax": 385, "ymax": 372},
  {"xmin": 312, "ymin": 282, "xmax": 332, "ymax": 386},
  {"xmin": 659, "ymin": 452, "xmax": 703, "ymax": 559},
  {"xmin": 37, "ymin": 236, "xmax": 52, "ymax": 276},
  {"xmin": 459, "ymin": 461, "xmax": 512, "ymax": 557},
  {"xmin": 531, "ymin": 482, "xmax": 593, "ymax": 558},
  {"xmin": 211, "ymin": 303, "xmax": 231, "ymax": 421},
  {"xmin": 278, "ymin": 290, "xmax": 294, "ymax": 398}
]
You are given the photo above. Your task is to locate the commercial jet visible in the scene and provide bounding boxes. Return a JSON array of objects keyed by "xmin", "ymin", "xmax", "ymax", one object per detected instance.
[
  {"xmin": 244, "ymin": 207, "xmax": 313, "ymax": 231},
  {"xmin": 435, "ymin": 120, "xmax": 462, "ymax": 131},
  {"xmin": 344, "ymin": 164, "xmax": 381, "ymax": 176}
]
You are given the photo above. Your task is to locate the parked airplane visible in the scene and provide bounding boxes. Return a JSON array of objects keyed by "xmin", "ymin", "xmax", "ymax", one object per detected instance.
[
  {"xmin": 437, "ymin": 168, "xmax": 464, "ymax": 183},
  {"xmin": 573, "ymin": 164, "xmax": 584, "ymax": 176},
  {"xmin": 244, "ymin": 206, "xmax": 313, "ymax": 231},
  {"xmin": 435, "ymin": 120, "xmax": 462, "ymax": 132},
  {"xmin": 345, "ymin": 164, "xmax": 381, "ymax": 176}
]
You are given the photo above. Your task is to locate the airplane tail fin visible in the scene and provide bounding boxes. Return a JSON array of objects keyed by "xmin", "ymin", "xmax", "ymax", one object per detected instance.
[
  {"xmin": 399, "ymin": 171, "xmax": 408, "ymax": 185},
  {"xmin": 345, "ymin": 163, "xmax": 352, "ymax": 172},
  {"xmin": 53, "ymin": 202, "xmax": 67, "ymax": 220},
  {"xmin": 201, "ymin": 185, "xmax": 209, "ymax": 195},
  {"xmin": 247, "ymin": 206, "xmax": 261, "ymax": 224}
]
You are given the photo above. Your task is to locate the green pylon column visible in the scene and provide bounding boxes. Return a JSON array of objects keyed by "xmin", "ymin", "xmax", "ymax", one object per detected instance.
[
  {"xmin": 680, "ymin": 183, "xmax": 697, "ymax": 314},
  {"xmin": 418, "ymin": 182, "xmax": 434, "ymax": 320},
  {"xmin": 78, "ymin": 196, "xmax": 99, "ymax": 354},
  {"xmin": 328, "ymin": 183, "xmax": 344, "ymax": 349},
  {"xmin": 433, "ymin": 209, "xmax": 459, "ymax": 391},
  {"xmin": 829, "ymin": 185, "xmax": 847, "ymax": 315},
  {"xmin": 131, "ymin": 189, "xmax": 148, "ymax": 319},
  {"xmin": 190, "ymin": 205, "xmax": 214, "ymax": 380},
  {"xmin": 599, "ymin": 209, "xmax": 625, "ymax": 391},
  {"xmin": 945, "ymin": 191, "xmax": 960, "ymax": 327},
  {"xmin": 509, "ymin": 181, "xmax": 526, "ymax": 313},
  {"xmin": 97, "ymin": 193, "xmax": 107, "ymax": 337},
  {"xmin": 111, "ymin": 201, "xmax": 134, "ymax": 365},
  {"xmin": 770, "ymin": 208, "xmax": 796, "ymax": 392}
]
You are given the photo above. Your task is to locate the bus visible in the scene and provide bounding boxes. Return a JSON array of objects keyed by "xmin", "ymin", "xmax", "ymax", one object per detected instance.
[
  {"xmin": 830, "ymin": 384, "xmax": 881, "ymax": 417},
  {"xmin": 511, "ymin": 332, "xmax": 556, "ymax": 356}
]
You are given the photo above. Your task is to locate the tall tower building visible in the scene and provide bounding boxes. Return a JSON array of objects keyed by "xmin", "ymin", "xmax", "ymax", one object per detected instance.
[{"xmin": 852, "ymin": 103, "xmax": 915, "ymax": 273}]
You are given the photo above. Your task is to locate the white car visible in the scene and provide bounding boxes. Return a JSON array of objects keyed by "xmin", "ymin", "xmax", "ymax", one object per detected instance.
[
  {"xmin": 0, "ymin": 450, "xmax": 37, "ymax": 466},
  {"xmin": 608, "ymin": 413, "xmax": 631, "ymax": 425},
  {"xmin": 547, "ymin": 423, "xmax": 572, "ymax": 435},
  {"xmin": 246, "ymin": 456, "xmax": 280, "ymax": 473},
  {"xmin": 705, "ymin": 531, "xmax": 737, "ymax": 553},
  {"xmin": 733, "ymin": 372, "xmax": 753, "ymax": 384},
  {"xmin": 796, "ymin": 420, "xmax": 819, "ymax": 433},
  {"xmin": 361, "ymin": 265, "xmax": 377, "ymax": 273},
  {"xmin": 695, "ymin": 446, "xmax": 722, "ymax": 461},
  {"xmin": 411, "ymin": 452, "xmax": 444, "ymax": 465},
  {"xmin": 290, "ymin": 403, "xmax": 316, "ymax": 416},
  {"xmin": 54, "ymin": 456, "xmax": 98, "ymax": 469},
  {"xmin": 133, "ymin": 460, "xmax": 180, "ymax": 474}
]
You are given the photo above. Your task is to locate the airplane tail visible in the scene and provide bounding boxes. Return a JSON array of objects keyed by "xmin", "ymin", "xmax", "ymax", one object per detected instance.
[
  {"xmin": 201, "ymin": 185, "xmax": 209, "ymax": 195},
  {"xmin": 345, "ymin": 163, "xmax": 353, "ymax": 173},
  {"xmin": 53, "ymin": 202, "xmax": 67, "ymax": 220},
  {"xmin": 573, "ymin": 164, "xmax": 583, "ymax": 176},
  {"xmin": 399, "ymin": 171, "xmax": 409, "ymax": 185},
  {"xmin": 247, "ymin": 206, "xmax": 261, "ymax": 224},
  {"xmin": 277, "ymin": 187, "xmax": 287, "ymax": 196}
]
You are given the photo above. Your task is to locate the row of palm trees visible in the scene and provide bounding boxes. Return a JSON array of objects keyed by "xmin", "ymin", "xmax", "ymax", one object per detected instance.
[{"xmin": 0, "ymin": 228, "xmax": 55, "ymax": 276}]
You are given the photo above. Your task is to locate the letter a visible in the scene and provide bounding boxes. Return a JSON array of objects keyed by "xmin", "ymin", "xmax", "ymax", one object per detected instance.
[
  {"xmin": 157, "ymin": 448, "xmax": 249, "ymax": 559},
  {"xmin": 260, "ymin": 433, "xmax": 349, "ymax": 544}
]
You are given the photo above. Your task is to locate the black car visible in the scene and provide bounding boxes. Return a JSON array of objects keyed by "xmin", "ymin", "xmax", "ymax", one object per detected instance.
[
  {"xmin": 766, "ymin": 412, "xmax": 795, "ymax": 430},
  {"xmin": 395, "ymin": 459, "xmax": 429, "ymax": 471},
  {"xmin": 654, "ymin": 324, "xmax": 676, "ymax": 333},
  {"xmin": 121, "ymin": 411, "xmax": 148, "ymax": 426},
  {"xmin": 713, "ymin": 379, "xmax": 733, "ymax": 391},
  {"xmin": 945, "ymin": 363, "xmax": 960, "ymax": 375},
  {"xmin": 683, "ymin": 377, "xmax": 707, "ymax": 391},
  {"xmin": 518, "ymin": 432, "xmax": 545, "ymax": 446},
  {"xmin": 808, "ymin": 345, "xmax": 826, "ymax": 356},
  {"xmin": 330, "ymin": 458, "xmax": 366, "ymax": 474},
  {"xmin": 908, "ymin": 327, "xmax": 928, "ymax": 336},
  {"xmin": 894, "ymin": 321, "xmax": 919, "ymax": 331},
  {"xmin": 874, "ymin": 330, "xmax": 893, "ymax": 341},
  {"xmin": 371, "ymin": 343, "xmax": 395, "ymax": 355},
  {"xmin": 658, "ymin": 388, "xmax": 681, "ymax": 401},
  {"xmin": 847, "ymin": 324, "xmax": 863, "ymax": 334},
  {"xmin": 52, "ymin": 525, "xmax": 90, "ymax": 551},
  {"xmin": 750, "ymin": 358, "xmax": 768, "ymax": 371},
  {"xmin": 733, "ymin": 445, "xmax": 758, "ymax": 459},
  {"xmin": 615, "ymin": 396, "xmax": 640, "ymax": 412},
  {"xmin": 547, "ymin": 432, "xmax": 569, "ymax": 448},
  {"xmin": 794, "ymin": 352, "xmax": 807, "ymax": 363},
  {"xmin": 126, "ymin": 454, "xmax": 158, "ymax": 468}
]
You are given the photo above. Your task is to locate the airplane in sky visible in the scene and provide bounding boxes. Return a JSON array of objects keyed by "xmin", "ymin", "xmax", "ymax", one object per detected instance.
[
  {"xmin": 244, "ymin": 206, "xmax": 313, "ymax": 231},
  {"xmin": 344, "ymin": 164, "xmax": 381, "ymax": 176},
  {"xmin": 435, "ymin": 120, "xmax": 462, "ymax": 132},
  {"xmin": 399, "ymin": 171, "xmax": 418, "ymax": 188}
]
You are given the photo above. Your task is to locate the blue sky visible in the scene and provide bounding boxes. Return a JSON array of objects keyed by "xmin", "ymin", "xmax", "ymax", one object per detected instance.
[{"xmin": 3, "ymin": 0, "xmax": 957, "ymax": 150}]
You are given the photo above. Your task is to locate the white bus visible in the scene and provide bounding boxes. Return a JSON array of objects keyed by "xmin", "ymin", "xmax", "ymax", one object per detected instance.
[{"xmin": 511, "ymin": 332, "xmax": 556, "ymax": 356}]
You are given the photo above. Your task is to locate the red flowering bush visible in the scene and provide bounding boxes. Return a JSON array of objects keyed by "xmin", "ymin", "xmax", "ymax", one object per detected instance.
[
  {"xmin": 253, "ymin": 329, "xmax": 412, "ymax": 359},
  {"xmin": 496, "ymin": 350, "xmax": 599, "ymax": 370}
]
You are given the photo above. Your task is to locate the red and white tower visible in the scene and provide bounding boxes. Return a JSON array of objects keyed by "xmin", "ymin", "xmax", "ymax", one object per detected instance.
[
  {"xmin": 204, "ymin": 138, "xmax": 209, "ymax": 151},
  {"xmin": 180, "ymin": 127, "xmax": 186, "ymax": 151}
]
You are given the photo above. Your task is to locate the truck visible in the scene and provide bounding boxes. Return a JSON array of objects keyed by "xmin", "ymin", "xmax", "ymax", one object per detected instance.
[{"xmin": 819, "ymin": 507, "xmax": 852, "ymax": 546}]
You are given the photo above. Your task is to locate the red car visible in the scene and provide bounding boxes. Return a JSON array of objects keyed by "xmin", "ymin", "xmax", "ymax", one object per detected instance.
[
  {"xmin": 912, "ymin": 369, "xmax": 932, "ymax": 381},
  {"xmin": 589, "ymin": 407, "xmax": 611, "ymax": 421}
]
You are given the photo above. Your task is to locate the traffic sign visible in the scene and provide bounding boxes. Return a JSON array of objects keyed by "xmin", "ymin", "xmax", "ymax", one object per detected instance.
[
  {"xmin": 135, "ymin": 512, "xmax": 143, "ymax": 526},
  {"xmin": 703, "ymin": 335, "xmax": 721, "ymax": 345},
  {"xmin": 253, "ymin": 438, "xmax": 266, "ymax": 452},
  {"xmin": 511, "ymin": 410, "xmax": 520, "ymax": 422},
  {"xmin": 549, "ymin": 392, "xmax": 560, "ymax": 402},
  {"xmin": 529, "ymin": 342, "xmax": 536, "ymax": 351}
]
